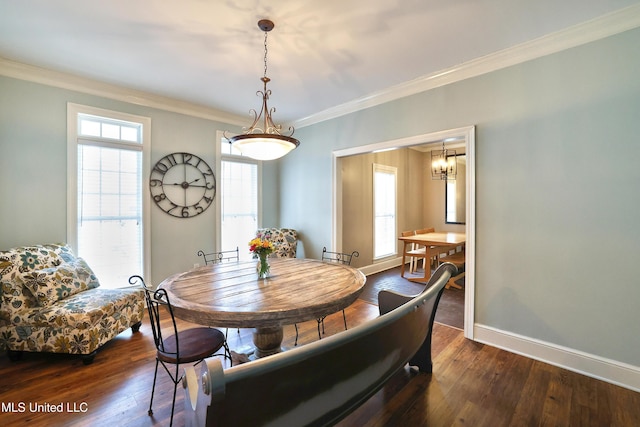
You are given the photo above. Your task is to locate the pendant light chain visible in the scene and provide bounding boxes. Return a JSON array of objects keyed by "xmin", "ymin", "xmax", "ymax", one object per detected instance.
[{"xmin": 263, "ymin": 30, "xmax": 269, "ymax": 79}]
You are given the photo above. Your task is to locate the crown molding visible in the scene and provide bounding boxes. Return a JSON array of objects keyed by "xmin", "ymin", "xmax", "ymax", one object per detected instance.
[
  {"xmin": 293, "ymin": 3, "xmax": 640, "ymax": 129},
  {"xmin": 0, "ymin": 57, "xmax": 247, "ymax": 127},
  {"xmin": 3, "ymin": 4, "xmax": 640, "ymax": 129}
]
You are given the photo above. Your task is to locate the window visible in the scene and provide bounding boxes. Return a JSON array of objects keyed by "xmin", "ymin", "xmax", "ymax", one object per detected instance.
[
  {"xmin": 218, "ymin": 134, "xmax": 261, "ymax": 261},
  {"xmin": 373, "ymin": 163, "xmax": 397, "ymax": 259},
  {"xmin": 221, "ymin": 137, "xmax": 245, "ymax": 156},
  {"xmin": 67, "ymin": 104, "xmax": 150, "ymax": 288}
]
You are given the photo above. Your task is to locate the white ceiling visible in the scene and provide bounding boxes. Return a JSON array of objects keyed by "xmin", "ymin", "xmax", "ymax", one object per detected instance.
[{"xmin": 1, "ymin": 1, "xmax": 638, "ymax": 124}]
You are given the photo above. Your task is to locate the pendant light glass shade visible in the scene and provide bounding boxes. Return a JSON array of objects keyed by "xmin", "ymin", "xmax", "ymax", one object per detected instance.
[{"xmin": 228, "ymin": 134, "xmax": 298, "ymax": 161}]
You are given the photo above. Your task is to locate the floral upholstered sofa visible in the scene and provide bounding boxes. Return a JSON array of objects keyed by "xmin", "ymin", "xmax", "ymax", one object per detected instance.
[
  {"xmin": 255, "ymin": 228, "xmax": 298, "ymax": 258},
  {"xmin": 0, "ymin": 243, "xmax": 145, "ymax": 364}
]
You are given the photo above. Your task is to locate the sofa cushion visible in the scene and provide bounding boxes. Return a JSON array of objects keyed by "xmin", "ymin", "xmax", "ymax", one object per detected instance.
[
  {"xmin": 9, "ymin": 287, "xmax": 143, "ymax": 330},
  {"xmin": 0, "ymin": 245, "xmax": 68, "ymax": 316},
  {"xmin": 20, "ymin": 258, "xmax": 100, "ymax": 307},
  {"xmin": 6, "ymin": 245, "xmax": 64, "ymax": 270}
]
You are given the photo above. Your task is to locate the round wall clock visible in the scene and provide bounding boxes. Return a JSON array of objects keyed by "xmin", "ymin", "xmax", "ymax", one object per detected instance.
[{"xmin": 149, "ymin": 152, "xmax": 216, "ymax": 218}]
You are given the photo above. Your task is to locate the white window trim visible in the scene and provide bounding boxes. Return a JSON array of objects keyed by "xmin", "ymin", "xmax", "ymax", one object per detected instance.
[
  {"xmin": 214, "ymin": 130, "xmax": 262, "ymax": 252},
  {"xmin": 66, "ymin": 103, "xmax": 152, "ymax": 284},
  {"xmin": 372, "ymin": 163, "xmax": 398, "ymax": 261}
]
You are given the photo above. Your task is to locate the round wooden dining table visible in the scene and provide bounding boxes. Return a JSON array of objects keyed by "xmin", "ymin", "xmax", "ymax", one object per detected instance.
[{"xmin": 158, "ymin": 258, "xmax": 366, "ymax": 358}]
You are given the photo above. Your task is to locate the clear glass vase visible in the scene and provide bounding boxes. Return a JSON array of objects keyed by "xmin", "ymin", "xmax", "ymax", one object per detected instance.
[{"xmin": 257, "ymin": 253, "xmax": 270, "ymax": 279}]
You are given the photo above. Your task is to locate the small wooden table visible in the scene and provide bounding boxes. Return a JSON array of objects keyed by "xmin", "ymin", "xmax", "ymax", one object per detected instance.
[
  {"xmin": 158, "ymin": 258, "xmax": 366, "ymax": 358},
  {"xmin": 398, "ymin": 232, "xmax": 466, "ymax": 282}
]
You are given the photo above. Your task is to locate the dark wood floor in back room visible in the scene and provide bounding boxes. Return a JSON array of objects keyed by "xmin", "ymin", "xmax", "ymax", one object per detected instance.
[
  {"xmin": 361, "ymin": 265, "xmax": 465, "ymax": 330},
  {"xmin": 1, "ymin": 267, "xmax": 638, "ymax": 427}
]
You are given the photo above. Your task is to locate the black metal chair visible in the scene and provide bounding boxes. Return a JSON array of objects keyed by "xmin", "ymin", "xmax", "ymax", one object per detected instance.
[
  {"xmin": 129, "ymin": 275, "xmax": 232, "ymax": 427},
  {"xmin": 293, "ymin": 247, "xmax": 360, "ymax": 346},
  {"xmin": 321, "ymin": 246, "xmax": 360, "ymax": 266},
  {"xmin": 197, "ymin": 247, "xmax": 240, "ymax": 265}
]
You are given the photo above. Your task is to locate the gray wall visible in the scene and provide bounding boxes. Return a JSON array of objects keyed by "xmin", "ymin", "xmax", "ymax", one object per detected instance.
[
  {"xmin": 0, "ymin": 76, "xmax": 275, "ymax": 286},
  {"xmin": 280, "ymin": 28, "xmax": 640, "ymax": 368}
]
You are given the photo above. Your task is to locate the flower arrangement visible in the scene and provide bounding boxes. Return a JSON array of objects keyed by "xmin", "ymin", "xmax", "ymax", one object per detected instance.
[
  {"xmin": 249, "ymin": 237, "xmax": 274, "ymax": 257},
  {"xmin": 249, "ymin": 237, "xmax": 274, "ymax": 278}
]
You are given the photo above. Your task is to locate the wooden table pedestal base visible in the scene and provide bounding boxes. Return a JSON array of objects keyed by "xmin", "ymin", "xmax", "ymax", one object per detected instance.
[{"xmin": 253, "ymin": 326, "xmax": 284, "ymax": 358}]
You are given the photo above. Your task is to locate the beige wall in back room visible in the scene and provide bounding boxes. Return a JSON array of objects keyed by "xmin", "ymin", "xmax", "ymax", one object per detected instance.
[
  {"xmin": 340, "ymin": 146, "xmax": 466, "ymax": 268},
  {"xmin": 341, "ymin": 147, "xmax": 431, "ymax": 268}
]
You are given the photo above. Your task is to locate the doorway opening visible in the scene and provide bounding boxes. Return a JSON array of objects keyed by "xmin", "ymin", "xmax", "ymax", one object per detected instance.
[{"xmin": 332, "ymin": 126, "xmax": 475, "ymax": 339}]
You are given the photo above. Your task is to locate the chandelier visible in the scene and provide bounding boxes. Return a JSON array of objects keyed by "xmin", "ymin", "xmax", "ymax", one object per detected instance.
[
  {"xmin": 431, "ymin": 141, "xmax": 457, "ymax": 180},
  {"xmin": 225, "ymin": 19, "xmax": 300, "ymax": 161}
]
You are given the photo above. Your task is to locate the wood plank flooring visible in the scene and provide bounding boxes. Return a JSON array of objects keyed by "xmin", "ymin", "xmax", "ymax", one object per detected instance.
[
  {"xmin": 360, "ymin": 265, "xmax": 465, "ymax": 329},
  {"xmin": 1, "ymin": 297, "xmax": 639, "ymax": 426}
]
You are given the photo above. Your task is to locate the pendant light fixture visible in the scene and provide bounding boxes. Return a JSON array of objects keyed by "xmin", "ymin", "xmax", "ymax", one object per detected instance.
[
  {"xmin": 225, "ymin": 19, "xmax": 300, "ymax": 161},
  {"xmin": 431, "ymin": 141, "xmax": 457, "ymax": 180}
]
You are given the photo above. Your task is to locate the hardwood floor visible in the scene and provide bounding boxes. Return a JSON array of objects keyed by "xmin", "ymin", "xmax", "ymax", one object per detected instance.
[
  {"xmin": 361, "ymin": 265, "xmax": 465, "ymax": 329},
  {"xmin": 1, "ymin": 296, "xmax": 639, "ymax": 426}
]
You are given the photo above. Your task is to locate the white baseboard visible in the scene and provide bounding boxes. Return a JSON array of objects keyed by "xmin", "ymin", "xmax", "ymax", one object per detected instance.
[
  {"xmin": 474, "ymin": 324, "xmax": 640, "ymax": 393},
  {"xmin": 358, "ymin": 257, "xmax": 404, "ymax": 276},
  {"xmin": 358, "ymin": 263, "xmax": 640, "ymax": 392}
]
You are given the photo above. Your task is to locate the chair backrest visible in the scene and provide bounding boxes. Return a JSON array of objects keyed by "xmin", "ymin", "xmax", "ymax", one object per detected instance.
[
  {"xmin": 197, "ymin": 248, "xmax": 239, "ymax": 265},
  {"xmin": 401, "ymin": 230, "xmax": 416, "ymax": 250},
  {"xmin": 414, "ymin": 228, "xmax": 436, "ymax": 257},
  {"xmin": 129, "ymin": 275, "xmax": 179, "ymax": 358},
  {"xmin": 321, "ymin": 246, "xmax": 359, "ymax": 266},
  {"xmin": 255, "ymin": 228, "xmax": 298, "ymax": 258},
  {"xmin": 415, "ymin": 227, "xmax": 435, "ymax": 235}
]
